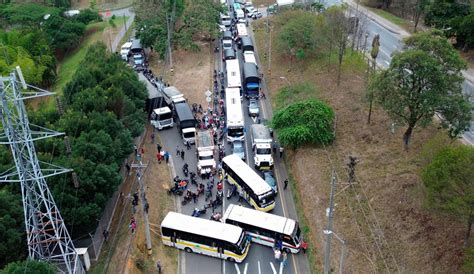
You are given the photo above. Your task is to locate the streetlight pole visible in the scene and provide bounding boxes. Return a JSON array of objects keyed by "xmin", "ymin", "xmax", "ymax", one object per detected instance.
[{"xmin": 323, "ymin": 230, "xmax": 346, "ymax": 274}]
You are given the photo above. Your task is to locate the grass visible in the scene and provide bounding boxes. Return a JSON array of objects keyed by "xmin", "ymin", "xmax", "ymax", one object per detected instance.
[
  {"xmin": 118, "ymin": 21, "xmax": 135, "ymax": 48},
  {"xmin": 367, "ymin": 7, "xmax": 411, "ymax": 30},
  {"xmin": 53, "ymin": 17, "xmax": 126, "ymax": 95},
  {"xmin": 273, "ymin": 82, "xmax": 319, "ymax": 110}
]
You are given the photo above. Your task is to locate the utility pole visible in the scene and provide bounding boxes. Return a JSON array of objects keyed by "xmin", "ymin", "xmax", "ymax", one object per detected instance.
[
  {"xmin": 323, "ymin": 170, "xmax": 337, "ymax": 274},
  {"xmin": 130, "ymin": 160, "xmax": 152, "ymax": 255},
  {"xmin": 166, "ymin": 14, "xmax": 173, "ymax": 70},
  {"xmin": 0, "ymin": 67, "xmax": 84, "ymax": 273}
]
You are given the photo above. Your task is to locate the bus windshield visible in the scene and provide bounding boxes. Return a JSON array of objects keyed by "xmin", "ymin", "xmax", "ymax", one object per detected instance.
[
  {"xmin": 257, "ymin": 190, "xmax": 275, "ymax": 207},
  {"xmin": 292, "ymin": 224, "xmax": 302, "ymax": 245},
  {"xmin": 236, "ymin": 232, "xmax": 249, "ymax": 254}
]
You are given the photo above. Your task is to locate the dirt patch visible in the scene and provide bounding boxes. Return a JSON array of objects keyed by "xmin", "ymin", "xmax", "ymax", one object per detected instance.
[
  {"xmin": 149, "ymin": 43, "xmax": 213, "ymax": 108},
  {"xmin": 252, "ymin": 0, "xmax": 275, "ymax": 8},
  {"xmin": 255, "ymin": 14, "xmax": 466, "ymax": 274}
]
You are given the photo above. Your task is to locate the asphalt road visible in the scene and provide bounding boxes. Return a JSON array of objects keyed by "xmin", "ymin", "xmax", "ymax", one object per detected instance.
[{"xmin": 137, "ymin": 7, "xmax": 310, "ymax": 274}]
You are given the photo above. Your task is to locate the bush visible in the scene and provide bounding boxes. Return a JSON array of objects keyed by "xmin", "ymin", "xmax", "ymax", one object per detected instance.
[{"xmin": 272, "ymin": 99, "xmax": 335, "ymax": 148}]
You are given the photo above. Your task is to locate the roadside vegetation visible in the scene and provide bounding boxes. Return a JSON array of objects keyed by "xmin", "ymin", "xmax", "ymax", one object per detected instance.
[{"xmin": 255, "ymin": 7, "xmax": 472, "ymax": 273}]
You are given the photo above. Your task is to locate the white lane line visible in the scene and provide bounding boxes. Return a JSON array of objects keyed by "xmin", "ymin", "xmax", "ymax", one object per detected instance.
[
  {"xmin": 258, "ymin": 261, "xmax": 261, "ymax": 274},
  {"xmin": 269, "ymin": 262, "xmax": 277, "ymax": 274},
  {"xmin": 279, "ymin": 261, "xmax": 284, "ymax": 274},
  {"xmin": 234, "ymin": 263, "xmax": 241, "ymax": 274},
  {"xmin": 243, "ymin": 262, "xmax": 248, "ymax": 274}
]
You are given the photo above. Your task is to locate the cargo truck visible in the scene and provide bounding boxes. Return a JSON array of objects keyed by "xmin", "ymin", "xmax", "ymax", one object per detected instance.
[
  {"xmin": 163, "ymin": 86, "xmax": 186, "ymax": 107},
  {"xmin": 250, "ymin": 124, "xmax": 273, "ymax": 170},
  {"xmin": 175, "ymin": 102, "xmax": 196, "ymax": 144},
  {"xmin": 196, "ymin": 130, "xmax": 216, "ymax": 175}
]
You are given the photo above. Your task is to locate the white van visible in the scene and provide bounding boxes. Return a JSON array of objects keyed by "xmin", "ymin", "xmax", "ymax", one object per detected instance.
[
  {"xmin": 120, "ymin": 41, "xmax": 132, "ymax": 61},
  {"xmin": 235, "ymin": 9, "xmax": 245, "ymax": 20}
]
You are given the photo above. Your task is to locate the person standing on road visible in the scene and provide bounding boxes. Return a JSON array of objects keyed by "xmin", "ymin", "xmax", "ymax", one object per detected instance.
[
  {"xmin": 280, "ymin": 146, "xmax": 284, "ymax": 158},
  {"xmin": 176, "ymin": 145, "xmax": 180, "ymax": 157},
  {"xmin": 157, "ymin": 152, "xmax": 162, "ymax": 164},
  {"xmin": 164, "ymin": 151, "xmax": 170, "ymax": 163},
  {"xmin": 181, "ymin": 150, "xmax": 185, "ymax": 160},
  {"xmin": 157, "ymin": 143, "xmax": 162, "ymax": 153},
  {"xmin": 125, "ymin": 163, "xmax": 131, "ymax": 176},
  {"xmin": 284, "ymin": 179, "xmax": 289, "ymax": 190},
  {"xmin": 156, "ymin": 261, "xmax": 162, "ymax": 274},
  {"xmin": 274, "ymin": 249, "xmax": 281, "ymax": 262},
  {"xmin": 141, "ymin": 147, "xmax": 145, "ymax": 156},
  {"xmin": 186, "ymin": 140, "xmax": 191, "ymax": 150},
  {"xmin": 282, "ymin": 251, "xmax": 288, "ymax": 267},
  {"xmin": 134, "ymin": 144, "xmax": 138, "ymax": 156},
  {"xmin": 151, "ymin": 132, "xmax": 155, "ymax": 144}
]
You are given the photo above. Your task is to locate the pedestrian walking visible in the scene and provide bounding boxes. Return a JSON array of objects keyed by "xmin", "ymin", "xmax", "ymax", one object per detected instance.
[
  {"xmin": 157, "ymin": 152, "xmax": 162, "ymax": 164},
  {"xmin": 156, "ymin": 261, "xmax": 162, "ymax": 274},
  {"xmin": 274, "ymin": 249, "xmax": 281, "ymax": 261},
  {"xmin": 181, "ymin": 150, "xmax": 185, "ymax": 160},
  {"xmin": 164, "ymin": 151, "xmax": 170, "ymax": 163},
  {"xmin": 260, "ymin": 90, "xmax": 266, "ymax": 99},
  {"xmin": 151, "ymin": 132, "xmax": 155, "ymax": 143},
  {"xmin": 282, "ymin": 251, "xmax": 288, "ymax": 266},
  {"xmin": 134, "ymin": 144, "xmax": 138, "ymax": 156},
  {"xmin": 141, "ymin": 148, "xmax": 145, "ymax": 155},
  {"xmin": 272, "ymin": 142, "xmax": 277, "ymax": 154},
  {"xmin": 102, "ymin": 229, "xmax": 109, "ymax": 242},
  {"xmin": 186, "ymin": 140, "xmax": 191, "ymax": 150},
  {"xmin": 280, "ymin": 146, "xmax": 284, "ymax": 158},
  {"xmin": 176, "ymin": 145, "xmax": 180, "ymax": 157},
  {"xmin": 125, "ymin": 163, "xmax": 131, "ymax": 176},
  {"xmin": 131, "ymin": 221, "xmax": 136, "ymax": 234},
  {"xmin": 284, "ymin": 179, "xmax": 289, "ymax": 190},
  {"xmin": 157, "ymin": 143, "xmax": 162, "ymax": 153}
]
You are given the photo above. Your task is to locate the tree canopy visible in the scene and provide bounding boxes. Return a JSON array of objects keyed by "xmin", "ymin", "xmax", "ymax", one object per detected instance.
[
  {"xmin": 1, "ymin": 259, "xmax": 56, "ymax": 273},
  {"xmin": 0, "ymin": 188, "xmax": 25, "ymax": 268},
  {"xmin": 422, "ymin": 145, "xmax": 474, "ymax": 246},
  {"xmin": 272, "ymin": 99, "xmax": 335, "ymax": 148},
  {"xmin": 370, "ymin": 31, "xmax": 471, "ymax": 148}
]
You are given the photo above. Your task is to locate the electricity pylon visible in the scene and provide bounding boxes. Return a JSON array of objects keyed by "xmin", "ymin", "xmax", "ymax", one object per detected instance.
[{"xmin": 0, "ymin": 69, "xmax": 84, "ymax": 273}]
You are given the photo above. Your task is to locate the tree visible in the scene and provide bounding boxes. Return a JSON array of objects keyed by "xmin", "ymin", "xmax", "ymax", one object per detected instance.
[
  {"xmin": 413, "ymin": 0, "xmax": 429, "ymax": 32},
  {"xmin": 43, "ymin": 14, "xmax": 86, "ymax": 52},
  {"xmin": 458, "ymin": 13, "xmax": 474, "ymax": 50},
  {"xmin": 1, "ymin": 259, "xmax": 56, "ymax": 273},
  {"xmin": 422, "ymin": 145, "xmax": 474, "ymax": 246},
  {"xmin": 0, "ymin": 188, "xmax": 26, "ymax": 268},
  {"xmin": 367, "ymin": 34, "xmax": 380, "ymax": 124},
  {"xmin": 277, "ymin": 11, "xmax": 322, "ymax": 60},
  {"xmin": 272, "ymin": 100, "xmax": 335, "ymax": 148},
  {"xmin": 75, "ymin": 9, "xmax": 102, "ymax": 25},
  {"xmin": 370, "ymin": 31, "xmax": 471, "ymax": 148},
  {"xmin": 325, "ymin": 5, "xmax": 350, "ymax": 86},
  {"xmin": 0, "ymin": 44, "xmax": 47, "ymax": 85}
]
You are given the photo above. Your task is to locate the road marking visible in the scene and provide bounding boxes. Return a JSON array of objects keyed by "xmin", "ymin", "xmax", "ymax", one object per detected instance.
[
  {"xmin": 279, "ymin": 261, "xmax": 284, "ymax": 274},
  {"xmin": 258, "ymin": 261, "xmax": 261, "ymax": 274},
  {"xmin": 234, "ymin": 263, "xmax": 241, "ymax": 274},
  {"xmin": 243, "ymin": 262, "xmax": 248, "ymax": 274},
  {"xmin": 269, "ymin": 262, "xmax": 277, "ymax": 274}
]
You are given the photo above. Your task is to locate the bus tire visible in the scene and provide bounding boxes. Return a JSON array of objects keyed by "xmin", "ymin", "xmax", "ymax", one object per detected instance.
[
  {"xmin": 227, "ymin": 257, "xmax": 236, "ymax": 263},
  {"xmin": 184, "ymin": 247, "xmax": 193, "ymax": 253},
  {"xmin": 283, "ymin": 248, "xmax": 291, "ymax": 254}
]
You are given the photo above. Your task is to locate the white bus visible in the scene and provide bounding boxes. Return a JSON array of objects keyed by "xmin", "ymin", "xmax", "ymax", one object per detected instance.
[
  {"xmin": 161, "ymin": 212, "xmax": 251, "ymax": 263},
  {"xmin": 226, "ymin": 59, "xmax": 241, "ymax": 89},
  {"xmin": 236, "ymin": 23, "xmax": 248, "ymax": 37},
  {"xmin": 223, "ymin": 204, "xmax": 305, "ymax": 254},
  {"xmin": 225, "ymin": 88, "xmax": 245, "ymax": 142},
  {"xmin": 222, "ymin": 154, "xmax": 276, "ymax": 212}
]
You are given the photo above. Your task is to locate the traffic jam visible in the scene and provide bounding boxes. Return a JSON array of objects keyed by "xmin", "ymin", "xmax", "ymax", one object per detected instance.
[{"xmin": 123, "ymin": 0, "xmax": 308, "ymax": 265}]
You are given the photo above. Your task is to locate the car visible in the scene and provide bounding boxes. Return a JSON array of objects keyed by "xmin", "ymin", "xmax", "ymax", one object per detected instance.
[
  {"xmin": 263, "ymin": 171, "xmax": 278, "ymax": 193},
  {"xmin": 248, "ymin": 99, "xmax": 260, "ymax": 117},
  {"xmin": 252, "ymin": 11, "xmax": 263, "ymax": 19},
  {"xmin": 232, "ymin": 140, "xmax": 246, "ymax": 161}
]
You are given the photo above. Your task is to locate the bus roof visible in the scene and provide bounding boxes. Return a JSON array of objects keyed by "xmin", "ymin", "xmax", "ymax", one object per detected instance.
[
  {"xmin": 223, "ymin": 204, "xmax": 296, "ymax": 236},
  {"xmin": 223, "ymin": 154, "xmax": 272, "ymax": 195},
  {"xmin": 226, "ymin": 59, "xmax": 241, "ymax": 88},
  {"xmin": 225, "ymin": 88, "xmax": 244, "ymax": 127},
  {"xmin": 161, "ymin": 212, "xmax": 243, "ymax": 244},
  {"xmin": 236, "ymin": 23, "xmax": 247, "ymax": 36}
]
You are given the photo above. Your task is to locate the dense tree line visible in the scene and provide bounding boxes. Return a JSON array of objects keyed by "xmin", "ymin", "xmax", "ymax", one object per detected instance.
[
  {"xmin": 0, "ymin": 3, "xmax": 101, "ymax": 86},
  {"xmin": 0, "ymin": 44, "xmax": 147, "ymax": 268},
  {"xmin": 134, "ymin": 0, "xmax": 222, "ymax": 58}
]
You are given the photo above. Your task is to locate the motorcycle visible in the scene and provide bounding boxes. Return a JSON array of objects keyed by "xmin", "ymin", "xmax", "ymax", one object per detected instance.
[
  {"xmin": 190, "ymin": 172, "xmax": 198, "ymax": 186},
  {"xmin": 205, "ymin": 187, "xmax": 212, "ymax": 201},
  {"xmin": 167, "ymin": 185, "xmax": 183, "ymax": 196},
  {"xmin": 181, "ymin": 190, "xmax": 195, "ymax": 206},
  {"xmin": 197, "ymin": 183, "xmax": 205, "ymax": 196},
  {"xmin": 192, "ymin": 207, "xmax": 207, "ymax": 217},
  {"xmin": 182, "ymin": 163, "xmax": 189, "ymax": 177}
]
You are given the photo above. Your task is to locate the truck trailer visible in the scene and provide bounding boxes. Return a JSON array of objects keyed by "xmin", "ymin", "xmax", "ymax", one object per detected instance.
[
  {"xmin": 196, "ymin": 130, "xmax": 216, "ymax": 175},
  {"xmin": 175, "ymin": 102, "xmax": 196, "ymax": 144}
]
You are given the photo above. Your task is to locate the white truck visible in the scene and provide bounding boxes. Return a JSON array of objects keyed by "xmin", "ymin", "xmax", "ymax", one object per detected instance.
[
  {"xmin": 250, "ymin": 124, "xmax": 274, "ymax": 170},
  {"xmin": 162, "ymin": 86, "xmax": 186, "ymax": 107},
  {"xmin": 150, "ymin": 107, "xmax": 174, "ymax": 130},
  {"xmin": 120, "ymin": 41, "xmax": 132, "ymax": 61},
  {"xmin": 196, "ymin": 130, "xmax": 216, "ymax": 175}
]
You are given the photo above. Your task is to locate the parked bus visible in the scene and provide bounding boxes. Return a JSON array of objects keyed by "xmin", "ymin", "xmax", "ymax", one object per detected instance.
[
  {"xmin": 222, "ymin": 154, "xmax": 276, "ymax": 211},
  {"xmin": 236, "ymin": 23, "xmax": 248, "ymax": 37},
  {"xmin": 226, "ymin": 59, "xmax": 242, "ymax": 89},
  {"xmin": 161, "ymin": 212, "xmax": 251, "ymax": 263},
  {"xmin": 223, "ymin": 204, "xmax": 305, "ymax": 254},
  {"xmin": 225, "ymin": 88, "xmax": 245, "ymax": 142}
]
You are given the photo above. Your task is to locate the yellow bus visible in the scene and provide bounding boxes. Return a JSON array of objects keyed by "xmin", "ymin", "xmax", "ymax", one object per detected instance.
[
  {"xmin": 161, "ymin": 212, "xmax": 251, "ymax": 263},
  {"xmin": 222, "ymin": 154, "xmax": 276, "ymax": 211}
]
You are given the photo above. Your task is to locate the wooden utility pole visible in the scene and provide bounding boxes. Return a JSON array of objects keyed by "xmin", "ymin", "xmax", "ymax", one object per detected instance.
[{"xmin": 323, "ymin": 170, "xmax": 337, "ymax": 274}]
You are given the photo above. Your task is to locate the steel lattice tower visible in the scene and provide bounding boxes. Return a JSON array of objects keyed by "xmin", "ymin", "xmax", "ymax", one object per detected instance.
[{"xmin": 0, "ymin": 71, "xmax": 84, "ymax": 273}]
